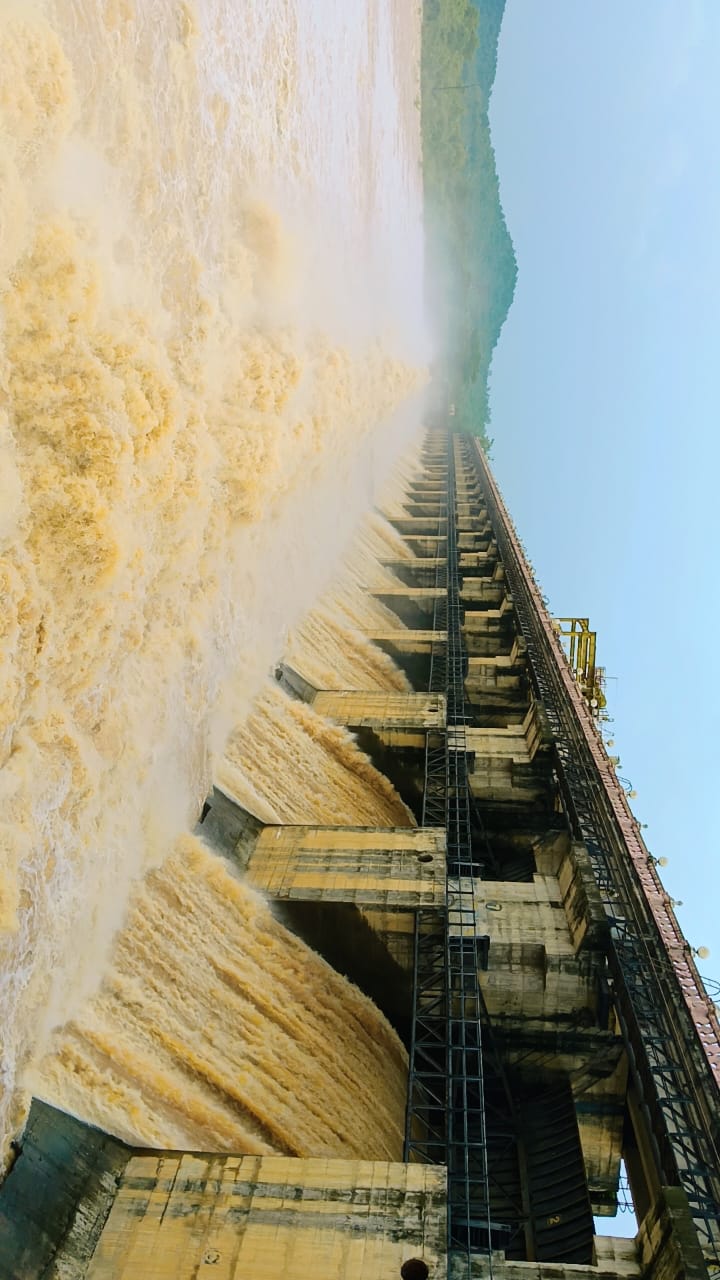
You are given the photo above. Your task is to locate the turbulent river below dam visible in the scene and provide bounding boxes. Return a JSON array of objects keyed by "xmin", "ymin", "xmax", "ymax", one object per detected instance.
[{"xmin": 0, "ymin": 1, "xmax": 428, "ymax": 1160}]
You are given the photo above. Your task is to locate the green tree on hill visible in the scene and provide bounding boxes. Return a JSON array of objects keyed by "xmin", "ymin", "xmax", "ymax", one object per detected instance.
[{"xmin": 422, "ymin": 0, "xmax": 516, "ymax": 447}]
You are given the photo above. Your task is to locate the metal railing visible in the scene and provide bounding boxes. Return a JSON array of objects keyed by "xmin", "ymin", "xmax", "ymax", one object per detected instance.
[{"xmin": 473, "ymin": 442, "xmax": 720, "ymax": 1273}]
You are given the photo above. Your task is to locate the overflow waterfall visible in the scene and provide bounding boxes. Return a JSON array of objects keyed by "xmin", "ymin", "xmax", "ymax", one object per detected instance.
[
  {"xmin": 218, "ymin": 682, "xmax": 415, "ymax": 828},
  {"xmin": 0, "ymin": 4, "xmax": 426, "ymax": 1159},
  {"xmin": 34, "ymin": 520, "xmax": 418, "ymax": 1153},
  {"xmin": 34, "ymin": 839, "xmax": 408, "ymax": 1158},
  {"xmin": 285, "ymin": 514, "xmax": 415, "ymax": 695}
]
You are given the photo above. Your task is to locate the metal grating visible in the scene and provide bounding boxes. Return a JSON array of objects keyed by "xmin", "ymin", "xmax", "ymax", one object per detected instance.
[{"xmin": 404, "ymin": 434, "xmax": 495, "ymax": 1276}]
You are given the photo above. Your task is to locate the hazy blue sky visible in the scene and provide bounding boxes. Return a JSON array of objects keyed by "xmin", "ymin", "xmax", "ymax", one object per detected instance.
[{"xmin": 489, "ymin": 1, "xmax": 720, "ymax": 992}]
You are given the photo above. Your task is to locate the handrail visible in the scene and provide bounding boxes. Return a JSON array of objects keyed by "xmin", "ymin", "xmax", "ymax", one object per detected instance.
[{"xmin": 473, "ymin": 439, "xmax": 720, "ymax": 1270}]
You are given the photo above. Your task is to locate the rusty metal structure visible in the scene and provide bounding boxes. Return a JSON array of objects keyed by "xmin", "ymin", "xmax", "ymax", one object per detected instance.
[
  {"xmin": 476, "ymin": 443, "xmax": 720, "ymax": 1239},
  {"xmin": 401, "ymin": 429, "xmax": 718, "ymax": 1276},
  {"xmin": 467, "ymin": 434, "xmax": 720, "ymax": 1276}
]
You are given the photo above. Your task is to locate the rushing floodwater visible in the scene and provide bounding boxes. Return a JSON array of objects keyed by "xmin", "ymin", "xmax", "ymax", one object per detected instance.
[{"xmin": 0, "ymin": 0, "xmax": 426, "ymax": 1157}]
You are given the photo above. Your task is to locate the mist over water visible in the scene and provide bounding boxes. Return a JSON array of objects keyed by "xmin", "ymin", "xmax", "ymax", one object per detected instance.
[{"xmin": 0, "ymin": 1, "xmax": 427, "ymax": 1155}]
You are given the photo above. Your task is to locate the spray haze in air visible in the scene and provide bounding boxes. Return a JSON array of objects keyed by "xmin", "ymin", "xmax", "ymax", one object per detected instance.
[{"xmin": 0, "ymin": 0, "xmax": 427, "ymax": 1156}]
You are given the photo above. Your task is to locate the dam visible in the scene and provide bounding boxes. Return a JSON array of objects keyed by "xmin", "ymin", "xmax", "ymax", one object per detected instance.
[
  {"xmin": 2, "ymin": 4, "xmax": 719, "ymax": 1278},
  {"xmin": 2, "ymin": 426, "xmax": 719, "ymax": 1280}
]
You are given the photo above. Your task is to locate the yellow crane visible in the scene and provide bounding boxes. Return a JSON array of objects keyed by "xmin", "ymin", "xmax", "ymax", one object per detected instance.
[{"xmin": 552, "ymin": 617, "xmax": 607, "ymax": 716}]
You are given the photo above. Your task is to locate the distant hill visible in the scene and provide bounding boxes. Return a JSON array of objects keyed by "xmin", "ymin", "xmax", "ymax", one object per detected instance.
[{"xmin": 422, "ymin": 0, "xmax": 516, "ymax": 446}]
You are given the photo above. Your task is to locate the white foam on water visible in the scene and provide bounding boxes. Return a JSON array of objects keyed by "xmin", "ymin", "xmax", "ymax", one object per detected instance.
[{"xmin": 0, "ymin": 0, "xmax": 427, "ymax": 1153}]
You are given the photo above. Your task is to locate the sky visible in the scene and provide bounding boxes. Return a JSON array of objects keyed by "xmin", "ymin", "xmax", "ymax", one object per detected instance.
[{"xmin": 488, "ymin": 0, "xmax": 720, "ymax": 994}]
